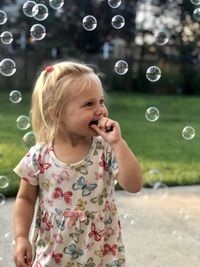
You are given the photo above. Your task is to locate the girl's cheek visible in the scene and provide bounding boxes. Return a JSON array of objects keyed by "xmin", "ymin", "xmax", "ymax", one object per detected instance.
[{"xmin": 104, "ymin": 107, "xmax": 109, "ymax": 117}]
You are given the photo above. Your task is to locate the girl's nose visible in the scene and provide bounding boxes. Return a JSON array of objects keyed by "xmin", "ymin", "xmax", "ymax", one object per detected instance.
[{"xmin": 95, "ymin": 105, "xmax": 105, "ymax": 116}]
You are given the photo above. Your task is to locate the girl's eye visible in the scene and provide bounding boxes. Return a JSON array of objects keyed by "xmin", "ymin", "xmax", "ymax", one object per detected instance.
[
  {"xmin": 100, "ymin": 99, "xmax": 105, "ymax": 105},
  {"xmin": 85, "ymin": 102, "xmax": 93, "ymax": 107}
]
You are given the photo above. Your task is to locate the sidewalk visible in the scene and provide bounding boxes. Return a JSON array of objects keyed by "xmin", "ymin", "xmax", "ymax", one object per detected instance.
[{"xmin": 0, "ymin": 186, "xmax": 200, "ymax": 267}]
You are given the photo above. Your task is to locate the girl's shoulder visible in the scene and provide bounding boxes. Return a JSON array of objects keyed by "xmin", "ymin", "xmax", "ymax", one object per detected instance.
[{"xmin": 26, "ymin": 143, "xmax": 50, "ymax": 160}]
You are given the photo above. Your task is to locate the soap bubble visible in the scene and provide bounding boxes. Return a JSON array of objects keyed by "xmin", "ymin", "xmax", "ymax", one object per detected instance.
[
  {"xmin": 0, "ymin": 58, "xmax": 16, "ymax": 76},
  {"xmin": 33, "ymin": 4, "xmax": 48, "ymax": 21},
  {"xmin": 146, "ymin": 66, "xmax": 161, "ymax": 82},
  {"xmin": 111, "ymin": 15, "xmax": 125, "ymax": 29},
  {"xmin": 178, "ymin": 208, "xmax": 190, "ymax": 221},
  {"xmin": 145, "ymin": 107, "xmax": 159, "ymax": 122},
  {"xmin": 82, "ymin": 15, "xmax": 97, "ymax": 31},
  {"xmin": 193, "ymin": 8, "xmax": 200, "ymax": 21},
  {"xmin": 30, "ymin": 24, "xmax": 46, "ymax": 40},
  {"xmin": 49, "ymin": 0, "xmax": 64, "ymax": 9},
  {"xmin": 114, "ymin": 60, "xmax": 128, "ymax": 75},
  {"xmin": 16, "ymin": 115, "xmax": 30, "ymax": 130},
  {"xmin": 4, "ymin": 232, "xmax": 13, "ymax": 246},
  {"xmin": 0, "ymin": 176, "xmax": 9, "ymax": 189},
  {"xmin": 9, "ymin": 90, "xmax": 22, "ymax": 103},
  {"xmin": 23, "ymin": 131, "xmax": 36, "ymax": 148},
  {"xmin": 123, "ymin": 213, "xmax": 135, "ymax": 226},
  {"xmin": 154, "ymin": 31, "xmax": 169, "ymax": 46},
  {"xmin": 172, "ymin": 230, "xmax": 182, "ymax": 241},
  {"xmin": 190, "ymin": 0, "xmax": 200, "ymax": 5},
  {"xmin": 23, "ymin": 1, "xmax": 38, "ymax": 17},
  {"xmin": 0, "ymin": 194, "xmax": 6, "ymax": 205},
  {"xmin": 153, "ymin": 181, "xmax": 168, "ymax": 198},
  {"xmin": 146, "ymin": 169, "xmax": 163, "ymax": 185},
  {"xmin": 108, "ymin": 0, "xmax": 121, "ymax": 8},
  {"xmin": 0, "ymin": 31, "xmax": 13, "ymax": 44},
  {"xmin": 182, "ymin": 126, "xmax": 195, "ymax": 140},
  {"xmin": 0, "ymin": 10, "xmax": 7, "ymax": 25}
]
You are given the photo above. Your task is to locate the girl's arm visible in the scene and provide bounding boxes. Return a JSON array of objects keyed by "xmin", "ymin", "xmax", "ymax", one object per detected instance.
[
  {"xmin": 112, "ymin": 139, "xmax": 143, "ymax": 193},
  {"xmin": 90, "ymin": 117, "xmax": 143, "ymax": 193},
  {"xmin": 13, "ymin": 179, "xmax": 38, "ymax": 267}
]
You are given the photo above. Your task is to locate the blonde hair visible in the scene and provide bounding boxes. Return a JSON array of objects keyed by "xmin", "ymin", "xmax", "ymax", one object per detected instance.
[{"xmin": 31, "ymin": 61, "xmax": 102, "ymax": 144}]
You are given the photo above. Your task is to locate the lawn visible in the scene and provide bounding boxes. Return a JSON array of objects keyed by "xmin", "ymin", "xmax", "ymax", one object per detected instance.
[{"xmin": 0, "ymin": 91, "xmax": 200, "ymax": 197}]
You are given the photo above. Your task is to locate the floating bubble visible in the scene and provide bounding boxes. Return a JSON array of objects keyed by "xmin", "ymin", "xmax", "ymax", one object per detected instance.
[
  {"xmin": 154, "ymin": 31, "xmax": 169, "ymax": 46},
  {"xmin": 108, "ymin": 0, "xmax": 121, "ymax": 8},
  {"xmin": 33, "ymin": 4, "xmax": 48, "ymax": 21},
  {"xmin": 23, "ymin": 1, "xmax": 38, "ymax": 17},
  {"xmin": 49, "ymin": 0, "xmax": 64, "ymax": 9},
  {"xmin": 172, "ymin": 230, "xmax": 182, "ymax": 241},
  {"xmin": 0, "ymin": 31, "xmax": 13, "ymax": 44},
  {"xmin": 0, "ymin": 194, "xmax": 6, "ymax": 205},
  {"xmin": 0, "ymin": 10, "xmax": 7, "ymax": 25},
  {"xmin": 82, "ymin": 15, "xmax": 97, "ymax": 31},
  {"xmin": 9, "ymin": 90, "xmax": 22, "ymax": 103},
  {"xmin": 30, "ymin": 24, "xmax": 46, "ymax": 40},
  {"xmin": 0, "ymin": 58, "xmax": 16, "ymax": 76},
  {"xmin": 114, "ymin": 60, "xmax": 128, "ymax": 75},
  {"xmin": 191, "ymin": 0, "xmax": 200, "ymax": 5},
  {"xmin": 0, "ymin": 176, "xmax": 9, "ymax": 189},
  {"xmin": 124, "ymin": 213, "xmax": 135, "ymax": 226},
  {"xmin": 193, "ymin": 8, "xmax": 200, "ymax": 21},
  {"xmin": 4, "ymin": 232, "xmax": 13, "ymax": 245},
  {"xmin": 153, "ymin": 181, "xmax": 168, "ymax": 198},
  {"xmin": 178, "ymin": 208, "xmax": 190, "ymax": 221},
  {"xmin": 111, "ymin": 15, "xmax": 125, "ymax": 29},
  {"xmin": 146, "ymin": 66, "xmax": 161, "ymax": 82},
  {"xmin": 16, "ymin": 115, "xmax": 30, "ymax": 130},
  {"xmin": 146, "ymin": 169, "xmax": 163, "ymax": 185},
  {"xmin": 182, "ymin": 126, "xmax": 195, "ymax": 140},
  {"xmin": 145, "ymin": 107, "xmax": 159, "ymax": 122},
  {"xmin": 23, "ymin": 131, "xmax": 36, "ymax": 148}
]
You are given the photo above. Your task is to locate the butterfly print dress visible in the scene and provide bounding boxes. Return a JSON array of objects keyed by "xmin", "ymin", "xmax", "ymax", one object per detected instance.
[{"xmin": 14, "ymin": 136, "xmax": 126, "ymax": 267}]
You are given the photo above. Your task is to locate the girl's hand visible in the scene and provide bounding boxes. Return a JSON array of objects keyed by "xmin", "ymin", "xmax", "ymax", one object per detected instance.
[
  {"xmin": 13, "ymin": 237, "xmax": 32, "ymax": 267},
  {"xmin": 90, "ymin": 117, "xmax": 122, "ymax": 145}
]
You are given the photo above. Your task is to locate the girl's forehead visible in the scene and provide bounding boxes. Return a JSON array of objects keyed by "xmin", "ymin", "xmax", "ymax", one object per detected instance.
[{"xmin": 70, "ymin": 79, "xmax": 104, "ymax": 99}]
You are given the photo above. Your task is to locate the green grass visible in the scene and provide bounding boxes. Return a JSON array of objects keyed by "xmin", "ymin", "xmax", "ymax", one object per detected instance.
[
  {"xmin": 0, "ymin": 91, "xmax": 200, "ymax": 197},
  {"xmin": 107, "ymin": 92, "xmax": 200, "ymax": 187}
]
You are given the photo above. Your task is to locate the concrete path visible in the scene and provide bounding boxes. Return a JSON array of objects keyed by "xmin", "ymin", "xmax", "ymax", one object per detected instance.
[{"xmin": 0, "ymin": 186, "xmax": 200, "ymax": 267}]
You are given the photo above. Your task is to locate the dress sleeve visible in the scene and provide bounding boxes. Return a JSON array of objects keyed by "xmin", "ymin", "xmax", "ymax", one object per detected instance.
[
  {"xmin": 13, "ymin": 145, "xmax": 40, "ymax": 186},
  {"xmin": 105, "ymin": 142, "xmax": 119, "ymax": 179}
]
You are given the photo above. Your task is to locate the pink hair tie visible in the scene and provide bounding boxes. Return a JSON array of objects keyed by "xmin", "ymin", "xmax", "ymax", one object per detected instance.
[{"xmin": 45, "ymin": 65, "xmax": 54, "ymax": 72}]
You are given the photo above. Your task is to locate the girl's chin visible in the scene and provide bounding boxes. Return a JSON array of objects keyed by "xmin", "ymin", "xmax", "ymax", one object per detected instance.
[{"xmin": 89, "ymin": 128, "xmax": 99, "ymax": 136}]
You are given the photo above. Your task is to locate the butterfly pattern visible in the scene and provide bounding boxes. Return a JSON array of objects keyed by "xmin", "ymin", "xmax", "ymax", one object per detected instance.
[
  {"xmin": 90, "ymin": 188, "xmax": 108, "ymax": 206},
  {"xmin": 69, "ymin": 227, "xmax": 84, "ymax": 243},
  {"xmin": 71, "ymin": 160, "xmax": 93, "ymax": 175},
  {"xmin": 52, "ymin": 187, "xmax": 73, "ymax": 205},
  {"xmin": 63, "ymin": 243, "xmax": 84, "ymax": 260},
  {"xmin": 77, "ymin": 257, "xmax": 95, "ymax": 267},
  {"xmin": 52, "ymin": 170, "xmax": 70, "ymax": 184},
  {"xmin": 88, "ymin": 223, "xmax": 104, "ymax": 242},
  {"xmin": 72, "ymin": 176, "xmax": 97, "ymax": 197},
  {"xmin": 14, "ymin": 137, "xmax": 126, "ymax": 266}
]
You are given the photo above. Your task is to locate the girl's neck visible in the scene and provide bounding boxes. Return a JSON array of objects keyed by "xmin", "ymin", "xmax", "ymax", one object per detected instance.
[
  {"xmin": 52, "ymin": 135, "xmax": 93, "ymax": 165},
  {"xmin": 54, "ymin": 133, "xmax": 92, "ymax": 148}
]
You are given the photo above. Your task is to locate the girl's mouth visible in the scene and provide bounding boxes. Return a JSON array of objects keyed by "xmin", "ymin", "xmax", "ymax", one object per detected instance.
[{"xmin": 89, "ymin": 120, "xmax": 98, "ymax": 126}]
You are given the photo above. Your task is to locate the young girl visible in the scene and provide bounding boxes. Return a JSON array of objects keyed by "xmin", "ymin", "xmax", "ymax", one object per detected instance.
[{"xmin": 13, "ymin": 61, "xmax": 143, "ymax": 267}]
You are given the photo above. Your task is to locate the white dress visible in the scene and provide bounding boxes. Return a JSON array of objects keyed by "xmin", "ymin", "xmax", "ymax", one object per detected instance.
[{"xmin": 14, "ymin": 136, "xmax": 126, "ymax": 267}]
